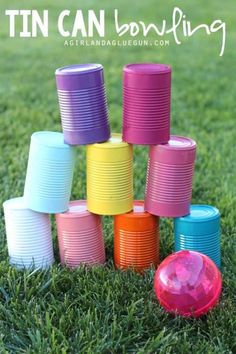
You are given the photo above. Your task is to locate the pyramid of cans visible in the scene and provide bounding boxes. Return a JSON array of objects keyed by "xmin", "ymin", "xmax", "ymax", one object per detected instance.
[{"xmin": 3, "ymin": 63, "xmax": 221, "ymax": 271}]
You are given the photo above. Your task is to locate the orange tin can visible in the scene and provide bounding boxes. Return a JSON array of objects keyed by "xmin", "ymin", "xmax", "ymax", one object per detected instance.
[{"xmin": 114, "ymin": 200, "xmax": 159, "ymax": 272}]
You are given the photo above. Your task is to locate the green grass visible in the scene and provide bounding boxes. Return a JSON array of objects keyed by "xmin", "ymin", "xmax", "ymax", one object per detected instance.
[{"xmin": 0, "ymin": 0, "xmax": 236, "ymax": 352}]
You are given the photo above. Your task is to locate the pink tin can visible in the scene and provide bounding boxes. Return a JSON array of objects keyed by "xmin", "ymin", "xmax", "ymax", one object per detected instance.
[
  {"xmin": 122, "ymin": 63, "xmax": 171, "ymax": 145},
  {"xmin": 145, "ymin": 136, "xmax": 197, "ymax": 217},
  {"xmin": 55, "ymin": 200, "xmax": 105, "ymax": 268}
]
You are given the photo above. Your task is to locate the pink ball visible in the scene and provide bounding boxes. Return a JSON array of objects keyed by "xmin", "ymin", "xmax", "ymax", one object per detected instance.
[{"xmin": 154, "ymin": 250, "xmax": 222, "ymax": 317}]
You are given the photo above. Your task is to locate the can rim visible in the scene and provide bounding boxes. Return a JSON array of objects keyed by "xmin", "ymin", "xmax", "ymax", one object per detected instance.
[
  {"xmin": 156, "ymin": 135, "xmax": 196, "ymax": 152},
  {"xmin": 55, "ymin": 63, "xmax": 103, "ymax": 76},
  {"xmin": 3, "ymin": 197, "xmax": 41, "ymax": 212},
  {"xmin": 123, "ymin": 63, "xmax": 171, "ymax": 75},
  {"xmin": 87, "ymin": 133, "xmax": 130, "ymax": 149},
  {"xmin": 116, "ymin": 200, "xmax": 157, "ymax": 219},
  {"xmin": 31, "ymin": 131, "xmax": 73, "ymax": 150},
  {"xmin": 174, "ymin": 205, "xmax": 220, "ymax": 223},
  {"xmin": 56, "ymin": 200, "xmax": 94, "ymax": 218}
]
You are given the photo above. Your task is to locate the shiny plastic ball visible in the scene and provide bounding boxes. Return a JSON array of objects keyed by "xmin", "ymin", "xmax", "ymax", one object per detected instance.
[{"xmin": 154, "ymin": 250, "xmax": 222, "ymax": 317}]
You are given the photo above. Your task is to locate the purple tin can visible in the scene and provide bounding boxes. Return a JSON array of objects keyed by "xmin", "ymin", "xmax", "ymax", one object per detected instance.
[{"xmin": 55, "ymin": 64, "xmax": 110, "ymax": 145}]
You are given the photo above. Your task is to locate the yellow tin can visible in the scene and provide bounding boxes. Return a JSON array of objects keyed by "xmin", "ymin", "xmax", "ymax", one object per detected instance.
[{"xmin": 87, "ymin": 133, "xmax": 133, "ymax": 215}]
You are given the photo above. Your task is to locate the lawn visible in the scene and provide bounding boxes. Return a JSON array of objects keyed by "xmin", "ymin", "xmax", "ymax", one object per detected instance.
[{"xmin": 0, "ymin": 0, "xmax": 236, "ymax": 353}]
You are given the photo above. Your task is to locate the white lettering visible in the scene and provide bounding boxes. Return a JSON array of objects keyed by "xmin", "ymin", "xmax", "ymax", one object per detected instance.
[
  {"xmin": 139, "ymin": 21, "xmax": 166, "ymax": 36},
  {"xmin": 210, "ymin": 20, "xmax": 226, "ymax": 57},
  {"xmin": 88, "ymin": 10, "xmax": 105, "ymax": 37},
  {"xmin": 72, "ymin": 10, "xmax": 87, "ymax": 37},
  {"xmin": 115, "ymin": 9, "xmax": 129, "ymax": 36},
  {"xmin": 58, "ymin": 10, "xmax": 70, "ymax": 37},
  {"xmin": 5, "ymin": 10, "xmax": 48, "ymax": 37},
  {"xmin": 165, "ymin": 7, "xmax": 183, "ymax": 45},
  {"xmin": 5, "ymin": 10, "xmax": 19, "ymax": 37},
  {"xmin": 20, "ymin": 10, "xmax": 32, "ymax": 37},
  {"xmin": 32, "ymin": 10, "xmax": 48, "ymax": 37},
  {"xmin": 114, "ymin": 7, "xmax": 226, "ymax": 56}
]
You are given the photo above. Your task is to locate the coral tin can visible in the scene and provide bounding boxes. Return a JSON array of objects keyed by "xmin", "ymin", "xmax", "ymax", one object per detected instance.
[
  {"xmin": 24, "ymin": 132, "xmax": 75, "ymax": 213},
  {"xmin": 3, "ymin": 197, "xmax": 54, "ymax": 269},
  {"xmin": 87, "ymin": 133, "xmax": 133, "ymax": 215},
  {"xmin": 145, "ymin": 135, "xmax": 197, "ymax": 217},
  {"xmin": 55, "ymin": 63, "xmax": 110, "ymax": 145},
  {"xmin": 56, "ymin": 200, "xmax": 105, "ymax": 268},
  {"xmin": 174, "ymin": 205, "xmax": 221, "ymax": 268},
  {"xmin": 123, "ymin": 63, "xmax": 171, "ymax": 145},
  {"xmin": 114, "ymin": 200, "xmax": 159, "ymax": 272}
]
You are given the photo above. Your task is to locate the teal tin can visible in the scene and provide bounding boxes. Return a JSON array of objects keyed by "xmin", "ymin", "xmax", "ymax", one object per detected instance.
[
  {"xmin": 24, "ymin": 131, "xmax": 75, "ymax": 213},
  {"xmin": 174, "ymin": 205, "xmax": 221, "ymax": 268}
]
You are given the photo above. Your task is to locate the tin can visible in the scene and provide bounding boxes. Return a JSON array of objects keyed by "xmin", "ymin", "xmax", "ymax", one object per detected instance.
[
  {"xmin": 3, "ymin": 197, "xmax": 54, "ymax": 269},
  {"xmin": 145, "ymin": 135, "xmax": 196, "ymax": 217},
  {"xmin": 114, "ymin": 200, "xmax": 159, "ymax": 272},
  {"xmin": 56, "ymin": 200, "xmax": 105, "ymax": 268},
  {"xmin": 56, "ymin": 63, "xmax": 110, "ymax": 145},
  {"xmin": 24, "ymin": 131, "xmax": 75, "ymax": 213},
  {"xmin": 87, "ymin": 133, "xmax": 133, "ymax": 215},
  {"xmin": 123, "ymin": 63, "xmax": 171, "ymax": 145},
  {"xmin": 174, "ymin": 205, "xmax": 221, "ymax": 268}
]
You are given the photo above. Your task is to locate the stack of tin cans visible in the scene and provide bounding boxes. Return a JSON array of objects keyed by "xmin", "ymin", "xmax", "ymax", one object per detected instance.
[
  {"xmin": 122, "ymin": 63, "xmax": 220, "ymax": 269},
  {"xmin": 2, "ymin": 62, "xmax": 221, "ymax": 272}
]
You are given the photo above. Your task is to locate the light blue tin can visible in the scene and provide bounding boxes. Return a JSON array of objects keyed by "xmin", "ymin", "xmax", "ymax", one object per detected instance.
[
  {"xmin": 174, "ymin": 205, "xmax": 221, "ymax": 268},
  {"xmin": 24, "ymin": 132, "xmax": 75, "ymax": 213}
]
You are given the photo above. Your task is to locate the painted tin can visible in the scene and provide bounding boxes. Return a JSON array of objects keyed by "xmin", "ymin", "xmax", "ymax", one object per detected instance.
[
  {"xmin": 174, "ymin": 205, "xmax": 221, "ymax": 268},
  {"xmin": 145, "ymin": 135, "xmax": 196, "ymax": 217},
  {"xmin": 87, "ymin": 133, "xmax": 133, "ymax": 215},
  {"xmin": 24, "ymin": 131, "xmax": 75, "ymax": 213},
  {"xmin": 114, "ymin": 200, "xmax": 159, "ymax": 272},
  {"xmin": 56, "ymin": 200, "xmax": 105, "ymax": 268},
  {"xmin": 3, "ymin": 197, "xmax": 54, "ymax": 269},
  {"xmin": 123, "ymin": 63, "xmax": 171, "ymax": 145},
  {"xmin": 55, "ymin": 63, "xmax": 110, "ymax": 145}
]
